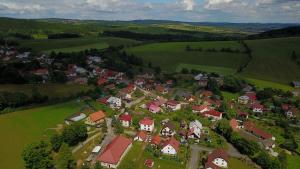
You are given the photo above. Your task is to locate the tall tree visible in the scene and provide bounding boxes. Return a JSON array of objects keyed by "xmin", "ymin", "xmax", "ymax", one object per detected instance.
[
  {"xmin": 22, "ymin": 141, "xmax": 54, "ymax": 169},
  {"xmin": 56, "ymin": 143, "xmax": 76, "ymax": 169}
]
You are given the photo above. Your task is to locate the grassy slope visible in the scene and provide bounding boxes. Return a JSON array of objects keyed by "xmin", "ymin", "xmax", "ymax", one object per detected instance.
[
  {"xmin": 229, "ymin": 158, "xmax": 256, "ymax": 169},
  {"xmin": 243, "ymin": 37, "xmax": 300, "ymax": 84},
  {"xmin": 19, "ymin": 37, "xmax": 140, "ymax": 52},
  {"xmin": 0, "ymin": 84, "xmax": 94, "ymax": 98},
  {"xmin": 0, "ymin": 101, "xmax": 83, "ymax": 169},
  {"xmin": 126, "ymin": 41, "xmax": 248, "ymax": 72}
]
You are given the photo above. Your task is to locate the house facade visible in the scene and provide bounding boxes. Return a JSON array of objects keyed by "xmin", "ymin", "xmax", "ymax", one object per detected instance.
[{"xmin": 139, "ymin": 117, "xmax": 154, "ymax": 132}]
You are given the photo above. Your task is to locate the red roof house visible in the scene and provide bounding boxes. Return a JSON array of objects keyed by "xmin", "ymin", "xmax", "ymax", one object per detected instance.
[
  {"xmin": 98, "ymin": 78, "xmax": 107, "ymax": 86},
  {"xmin": 144, "ymin": 159, "xmax": 154, "ymax": 168},
  {"xmin": 119, "ymin": 113, "xmax": 132, "ymax": 127},
  {"xmin": 151, "ymin": 135, "xmax": 161, "ymax": 146},
  {"xmin": 205, "ymin": 149, "xmax": 229, "ymax": 169},
  {"xmin": 161, "ymin": 137, "xmax": 180, "ymax": 155},
  {"xmin": 203, "ymin": 110, "xmax": 222, "ymax": 121},
  {"xmin": 86, "ymin": 111, "xmax": 106, "ymax": 125},
  {"xmin": 97, "ymin": 136, "xmax": 132, "ymax": 168},
  {"xmin": 134, "ymin": 131, "xmax": 147, "ymax": 142},
  {"xmin": 192, "ymin": 105, "xmax": 210, "ymax": 113},
  {"xmin": 244, "ymin": 121, "xmax": 274, "ymax": 140},
  {"xmin": 229, "ymin": 119, "xmax": 239, "ymax": 131}
]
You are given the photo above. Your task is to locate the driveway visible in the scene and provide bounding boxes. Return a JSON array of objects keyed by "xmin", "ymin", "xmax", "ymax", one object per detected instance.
[{"xmin": 187, "ymin": 145, "xmax": 213, "ymax": 169}]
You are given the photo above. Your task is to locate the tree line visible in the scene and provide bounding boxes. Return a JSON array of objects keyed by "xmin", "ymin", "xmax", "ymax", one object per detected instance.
[{"xmin": 185, "ymin": 45, "xmax": 245, "ymax": 54}]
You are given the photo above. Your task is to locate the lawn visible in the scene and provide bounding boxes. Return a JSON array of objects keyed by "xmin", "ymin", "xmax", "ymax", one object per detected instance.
[
  {"xmin": 0, "ymin": 101, "xmax": 84, "ymax": 169},
  {"xmin": 228, "ymin": 158, "xmax": 257, "ymax": 169},
  {"xmin": 245, "ymin": 78, "xmax": 294, "ymax": 91},
  {"xmin": 118, "ymin": 142, "xmax": 187, "ymax": 169},
  {"xmin": 19, "ymin": 37, "xmax": 140, "ymax": 52},
  {"xmin": 0, "ymin": 83, "xmax": 94, "ymax": 98},
  {"xmin": 176, "ymin": 64, "xmax": 236, "ymax": 75},
  {"xmin": 287, "ymin": 154, "xmax": 300, "ymax": 169},
  {"xmin": 243, "ymin": 37, "xmax": 300, "ymax": 84},
  {"xmin": 126, "ymin": 41, "xmax": 248, "ymax": 72}
]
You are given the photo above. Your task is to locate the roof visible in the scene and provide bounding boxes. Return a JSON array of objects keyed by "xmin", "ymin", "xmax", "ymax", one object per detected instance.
[
  {"xmin": 204, "ymin": 110, "xmax": 222, "ymax": 118},
  {"xmin": 149, "ymin": 104, "xmax": 160, "ymax": 112},
  {"xmin": 135, "ymin": 131, "xmax": 147, "ymax": 141},
  {"xmin": 163, "ymin": 121, "xmax": 176, "ymax": 131},
  {"xmin": 205, "ymin": 161, "xmax": 220, "ymax": 169},
  {"xmin": 162, "ymin": 137, "xmax": 180, "ymax": 151},
  {"xmin": 252, "ymin": 103, "xmax": 264, "ymax": 110},
  {"xmin": 207, "ymin": 149, "xmax": 229, "ymax": 163},
  {"xmin": 201, "ymin": 90, "xmax": 213, "ymax": 97},
  {"xmin": 292, "ymin": 81, "xmax": 300, "ymax": 87},
  {"xmin": 139, "ymin": 117, "xmax": 154, "ymax": 126},
  {"xmin": 92, "ymin": 146, "xmax": 102, "ymax": 153},
  {"xmin": 119, "ymin": 113, "xmax": 132, "ymax": 122},
  {"xmin": 151, "ymin": 135, "xmax": 161, "ymax": 145},
  {"xmin": 229, "ymin": 119, "xmax": 238, "ymax": 131},
  {"xmin": 245, "ymin": 92, "xmax": 257, "ymax": 101},
  {"xmin": 156, "ymin": 85, "xmax": 165, "ymax": 93},
  {"xmin": 167, "ymin": 100, "xmax": 179, "ymax": 106},
  {"xmin": 244, "ymin": 121, "xmax": 272, "ymax": 139},
  {"xmin": 144, "ymin": 159, "xmax": 154, "ymax": 168},
  {"xmin": 89, "ymin": 111, "xmax": 106, "ymax": 122},
  {"xmin": 98, "ymin": 78, "xmax": 107, "ymax": 85},
  {"xmin": 192, "ymin": 105, "xmax": 209, "ymax": 112},
  {"xmin": 97, "ymin": 136, "xmax": 132, "ymax": 164}
]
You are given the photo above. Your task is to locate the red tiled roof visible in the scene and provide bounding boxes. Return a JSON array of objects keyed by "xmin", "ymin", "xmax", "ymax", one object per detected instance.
[
  {"xmin": 252, "ymin": 103, "xmax": 264, "ymax": 110},
  {"xmin": 162, "ymin": 137, "xmax": 180, "ymax": 151},
  {"xmin": 135, "ymin": 131, "xmax": 147, "ymax": 141},
  {"xmin": 98, "ymin": 78, "xmax": 107, "ymax": 85},
  {"xmin": 244, "ymin": 121, "xmax": 272, "ymax": 139},
  {"xmin": 90, "ymin": 111, "xmax": 106, "ymax": 122},
  {"xmin": 238, "ymin": 112, "xmax": 248, "ymax": 117},
  {"xmin": 245, "ymin": 92, "xmax": 257, "ymax": 101},
  {"xmin": 119, "ymin": 113, "xmax": 132, "ymax": 122},
  {"xmin": 229, "ymin": 119, "xmax": 238, "ymax": 131},
  {"xmin": 201, "ymin": 90, "xmax": 213, "ymax": 97},
  {"xmin": 167, "ymin": 100, "xmax": 179, "ymax": 106},
  {"xmin": 151, "ymin": 135, "xmax": 161, "ymax": 145},
  {"xmin": 281, "ymin": 104, "xmax": 290, "ymax": 111},
  {"xmin": 156, "ymin": 85, "xmax": 165, "ymax": 93},
  {"xmin": 192, "ymin": 105, "xmax": 209, "ymax": 112},
  {"xmin": 144, "ymin": 159, "xmax": 154, "ymax": 168},
  {"xmin": 97, "ymin": 136, "xmax": 132, "ymax": 164},
  {"xmin": 207, "ymin": 149, "xmax": 229, "ymax": 163},
  {"xmin": 205, "ymin": 161, "xmax": 220, "ymax": 169},
  {"xmin": 204, "ymin": 110, "xmax": 222, "ymax": 118},
  {"xmin": 139, "ymin": 117, "xmax": 154, "ymax": 125}
]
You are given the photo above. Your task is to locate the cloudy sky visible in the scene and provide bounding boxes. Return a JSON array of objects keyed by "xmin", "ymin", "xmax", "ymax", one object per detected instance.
[{"xmin": 0, "ymin": 0, "xmax": 299, "ymax": 23}]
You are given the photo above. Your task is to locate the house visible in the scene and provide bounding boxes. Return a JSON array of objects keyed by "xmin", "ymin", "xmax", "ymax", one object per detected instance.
[
  {"xmin": 166, "ymin": 100, "xmax": 181, "ymax": 111},
  {"xmin": 65, "ymin": 113, "xmax": 86, "ymax": 125},
  {"xmin": 200, "ymin": 90, "xmax": 213, "ymax": 98},
  {"xmin": 251, "ymin": 103, "xmax": 264, "ymax": 113},
  {"xmin": 97, "ymin": 136, "xmax": 132, "ymax": 168},
  {"xmin": 85, "ymin": 111, "xmax": 106, "ymax": 126},
  {"xmin": 161, "ymin": 121, "xmax": 176, "ymax": 137},
  {"xmin": 119, "ymin": 113, "xmax": 132, "ymax": 127},
  {"xmin": 198, "ymin": 79, "xmax": 208, "ymax": 87},
  {"xmin": 205, "ymin": 149, "xmax": 229, "ymax": 169},
  {"xmin": 237, "ymin": 112, "xmax": 249, "ymax": 121},
  {"xmin": 188, "ymin": 120, "xmax": 202, "ymax": 139},
  {"xmin": 192, "ymin": 105, "xmax": 210, "ymax": 113},
  {"xmin": 139, "ymin": 117, "xmax": 154, "ymax": 132},
  {"xmin": 107, "ymin": 96, "xmax": 122, "ymax": 109},
  {"xmin": 161, "ymin": 137, "xmax": 180, "ymax": 155},
  {"xmin": 186, "ymin": 95, "xmax": 197, "ymax": 102},
  {"xmin": 292, "ymin": 81, "xmax": 300, "ymax": 88},
  {"xmin": 244, "ymin": 121, "xmax": 275, "ymax": 140},
  {"xmin": 135, "ymin": 79, "xmax": 145, "ymax": 87},
  {"xmin": 166, "ymin": 80, "xmax": 173, "ymax": 86},
  {"xmin": 194, "ymin": 73, "xmax": 204, "ymax": 81},
  {"xmin": 148, "ymin": 104, "xmax": 161, "ymax": 114},
  {"xmin": 144, "ymin": 159, "xmax": 154, "ymax": 168},
  {"xmin": 261, "ymin": 139, "xmax": 276, "ymax": 150},
  {"xmin": 203, "ymin": 110, "xmax": 223, "ymax": 121},
  {"xmin": 245, "ymin": 92, "xmax": 257, "ymax": 103},
  {"xmin": 98, "ymin": 78, "xmax": 107, "ymax": 86},
  {"xmin": 238, "ymin": 95, "xmax": 249, "ymax": 104},
  {"xmin": 134, "ymin": 131, "xmax": 147, "ymax": 142},
  {"xmin": 156, "ymin": 85, "xmax": 168, "ymax": 94},
  {"xmin": 285, "ymin": 108, "xmax": 298, "ymax": 118},
  {"xmin": 151, "ymin": 135, "xmax": 161, "ymax": 146},
  {"xmin": 229, "ymin": 119, "xmax": 240, "ymax": 131}
]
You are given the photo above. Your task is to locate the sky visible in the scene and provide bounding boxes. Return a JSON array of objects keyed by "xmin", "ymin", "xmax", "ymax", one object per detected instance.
[{"xmin": 0, "ymin": 0, "xmax": 299, "ymax": 23}]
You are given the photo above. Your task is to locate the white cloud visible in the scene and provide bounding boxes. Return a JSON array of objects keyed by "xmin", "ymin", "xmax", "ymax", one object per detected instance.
[
  {"xmin": 181, "ymin": 0, "xmax": 196, "ymax": 11},
  {"xmin": 204, "ymin": 0, "xmax": 235, "ymax": 10}
]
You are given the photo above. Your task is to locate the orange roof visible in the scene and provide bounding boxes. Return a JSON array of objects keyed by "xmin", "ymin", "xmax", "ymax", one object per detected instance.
[
  {"xmin": 229, "ymin": 119, "xmax": 238, "ymax": 131},
  {"xmin": 90, "ymin": 111, "xmax": 106, "ymax": 122}
]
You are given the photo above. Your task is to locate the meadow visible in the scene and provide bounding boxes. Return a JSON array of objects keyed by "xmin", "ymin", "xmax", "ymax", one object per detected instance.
[
  {"xmin": 0, "ymin": 101, "xmax": 84, "ymax": 169},
  {"xmin": 126, "ymin": 41, "xmax": 248, "ymax": 72},
  {"xmin": 0, "ymin": 84, "xmax": 94, "ymax": 98},
  {"xmin": 243, "ymin": 37, "xmax": 300, "ymax": 84}
]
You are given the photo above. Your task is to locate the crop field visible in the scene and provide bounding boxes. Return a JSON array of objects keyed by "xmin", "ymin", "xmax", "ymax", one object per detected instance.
[
  {"xmin": 0, "ymin": 84, "xmax": 94, "ymax": 98},
  {"xmin": 0, "ymin": 101, "xmax": 84, "ymax": 169},
  {"xmin": 19, "ymin": 37, "xmax": 141, "ymax": 52},
  {"xmin": 126, "ymin": 41, "xmax": 248, "ymax": 72},
  {"xmin": 243, "ymin": 37, "xmax": 300, "ymax": 84}
]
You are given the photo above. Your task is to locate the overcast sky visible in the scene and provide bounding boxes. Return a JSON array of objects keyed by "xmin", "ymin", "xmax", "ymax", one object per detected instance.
[{"xmin": 0, "ymin": 0, "xmax": 299, "ymax": 23}]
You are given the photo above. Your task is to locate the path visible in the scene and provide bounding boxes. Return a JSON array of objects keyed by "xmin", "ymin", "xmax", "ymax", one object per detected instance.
[
  {"xmin": 72, "ymin": 132, "xmax": 101, "ymax": 154},
  {"xmin": 187, "ymin": 145, "xmax": 213, "ymax": 169}
]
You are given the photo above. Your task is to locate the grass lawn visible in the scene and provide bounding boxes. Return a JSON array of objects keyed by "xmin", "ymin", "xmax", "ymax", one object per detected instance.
[
  {"xmin": 245, "ymin": 78, "xmax": 294, "ymax": 91},
  {"xmin": 126, "ymin": 41, "xmax": 248, "ymax": 72},
  {"xmin": 176, "ymin": 64, "xmax": 236, "ymax": 75},
  {"xmin": 222, "ymin": 91, "xmax": 239, "ymax": 101},
  {"xmin": 287, "ymin": 154, "xmax": 300, "ymax": 169},
  {"xmin": 243, "ymin": 37, "xmax": 300, "ymax": 84},
  {"xmin": 118, "ymin": 142, "xmax": 187, "ymax": 169},
  {"xmin": 0, "ymin": 101, "xmax": 84, "ymax": 169},
  {"xmin": 0, "ymin": 83, "xmax": 94, "ymax": 98},
  {"xmin": 228, "ymin": 158, "xmax": 257, "ymax": 169}
]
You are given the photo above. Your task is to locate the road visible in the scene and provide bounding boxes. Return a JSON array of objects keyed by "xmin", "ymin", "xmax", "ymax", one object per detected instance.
[{"xmin": 125, "ymin": 96, "xmax": 145, "ymax": 108}]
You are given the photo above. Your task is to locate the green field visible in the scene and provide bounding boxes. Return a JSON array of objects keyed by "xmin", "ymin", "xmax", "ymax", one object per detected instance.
[
  {"xmin": 243, "ymin": 37, "xmax": 300, "ymax": 84},
  {"xmin": 287, "ymin": 154, "xmax": 300, "ymax": 169},
  {"xmin": 126, "ymin": 41, "xmax": 248, "ymax": 72},
  {"xmin": 245, "ymin": 78, "xmax": 294, "ymax": 91},
  {"xmin": 0, "ymin": 84, "xmax": 94, "ymax": 98},
  {"xmin": 0, "ymin": 101, "xmax": 83, "ymax": 169},
  {"xmin": 19, "ymin": 37, "xmax": 141, "ymax": 52},
  {"xmin": 176, "ymin": 63, "xmax": 236, "ymax": 75},
  {"xmin": 228, "ymin": 158, "xmax": 256, "ymax": 169},
  {"xmin": 44, "ymin": 42, "xmax": 109, "ymax": 53}
]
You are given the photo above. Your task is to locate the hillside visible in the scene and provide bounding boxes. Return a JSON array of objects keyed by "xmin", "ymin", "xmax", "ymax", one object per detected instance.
[{"xmin": 248, "ymin": 26, "xmax": 300, "ymax": 39}]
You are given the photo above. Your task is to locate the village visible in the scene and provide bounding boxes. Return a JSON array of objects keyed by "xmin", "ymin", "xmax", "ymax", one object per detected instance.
[{"xmin": 1, "ymin": 42, "xmax": 300, "ymax": 169}]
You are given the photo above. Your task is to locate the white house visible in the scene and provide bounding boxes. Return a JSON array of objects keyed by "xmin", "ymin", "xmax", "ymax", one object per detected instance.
[
  {"xmin": 139, "ymin": 117, "xmax": 154, "ymax": 132},
  {"xmin": 252, "ymin": 104, "xmax": 264, "ymax": 113},
  {"xmin": 188, "ymin": 120, "xmax": 202, "ymax": 139},
  {"xmin": 65, "ymin": 113, "xmax": 86, "ymax": 125},
  {"xmin": 205, "ymin": 149, "xmax": 229, "ymax": 169},
  {"xmin": 161, "ymin": 137, "xmax": 180, "ymax": 155},
  {"xmin": 160, "ymin": 121, "xmax": 176, "ymax": 137},
  {"xmin": 119, "ymin": 113, "xmax": 132, "ymax": 127},
  {"xmin": 238, "ymin": 95, "xmax": 249, "ymax": 104},
  {"xmin": 166, "ymin": 100, "xmax": 181, "ymax": 111},
  {"xmin": 107, "ymin": 97, "xmax": 122, "ymax": 109}
]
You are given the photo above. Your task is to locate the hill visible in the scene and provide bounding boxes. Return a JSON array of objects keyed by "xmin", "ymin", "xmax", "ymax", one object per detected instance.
[{"xmin": 248, "ymin": 26, "xmax": 300, "ymax": 39}]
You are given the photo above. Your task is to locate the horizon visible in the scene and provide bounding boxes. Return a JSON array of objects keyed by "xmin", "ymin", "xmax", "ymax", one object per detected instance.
[{"xmin": 0, "ymin": 0, "xmax": 300, "ymax": 23}]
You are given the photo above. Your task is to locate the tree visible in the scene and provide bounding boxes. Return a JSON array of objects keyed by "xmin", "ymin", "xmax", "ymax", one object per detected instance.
[
  {"xmin": 278, "ymin": 151, "xmax": 287, "ymax": 169},
  {"xmin": 215, "ymin": 119, "xmax": 232, "ymax": 139},
  {"xmin": 94, "ymin": 162, "xmax": 102, "ymax": 169},
  {"xmin": 22, "ymin": 141, "xmax": 54, "ymax": 169},
  {"xmin": 62, "ymin": 122, "xmax": 88, "ymax": 146},
  {"xmin": 207, "ymin": 78, "xmax": 221, "ymax": 96},
  {"xmin": 222, "ymin": 76, "xmax": 245, "ymax": 93},
  {"xmin": 56, "ymin": 143, "xmax": 76, "ymax": 169},
  {"xmin": 155, "ymin": 66, "xmax": 161, "ymax": 74},
  {"xmin": 181, "ymin": 68, "xmax": 189, "ymax": 74},
  {"xmin": 50, "ymin": 133, "xmax": 63, "ymax": 152}
]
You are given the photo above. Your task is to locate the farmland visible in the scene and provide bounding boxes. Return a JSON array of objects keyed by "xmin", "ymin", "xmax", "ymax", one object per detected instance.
[
  {"xmin": 126, "ymin": 41, "xmax": 248, "ymax": 72},
  {"xmin": 0, "ymin": 101, "xmax": 84, "ymax": 169},
  {"xmin": 18, "ymin": 37, "xmax": 141, "ymax": 52}
]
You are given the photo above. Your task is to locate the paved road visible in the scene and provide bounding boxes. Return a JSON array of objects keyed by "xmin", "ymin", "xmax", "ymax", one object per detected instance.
[{"xmin": 187, "ymin": 145, "xmax": 213, "ymax": 169}]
